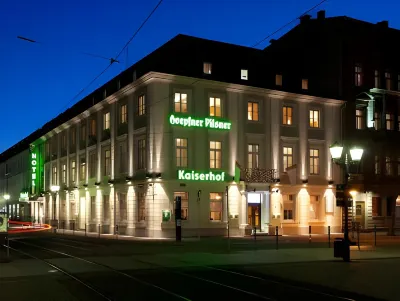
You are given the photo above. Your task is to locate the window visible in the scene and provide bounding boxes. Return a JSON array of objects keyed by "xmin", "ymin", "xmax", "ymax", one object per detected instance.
[
  {"xmin": 103, "ymin": 195, "xmax": 110, "ymax": 222},
  {"xmin": 372, "ymin": 197, "xmax": 382, "ymax": 217},
  {"xmin": 104, "ymin": 149, "xmax": 111, "ymax": 176},
  {"xmin": 176, "ymin": 138, "xmax": 188, "ymax": 167},
  {"xmin": 61, "ymin": 133, "xmax": 67, "ymax": 151},
  {"xmin": 375, "ymin": 156, "xmax": 381, "ymax": 175},
  {"xmin": 209, "ymin": 141, "xmax": 221, "ymax": 169},
  {"xmin": 89, "ymin": 151, "xmax": 97, "ymax": 178},
  {"xmin": 174, "ymin": 192, "xmax": 188, "ymax": 220},
  {"xmin": 118, "ymin": 142, "xmax": 127, "ymax": 174},
  {"xmin": 52, "ymin": 166, "xmax": 57, "ymax": 185},
  {"xmin": 62, "ymin": 164, "xmax": 66, "ymax": 184},
  {"xmin": 81, "ymin": 123, "xmax": 86, "ymax": 142},
  {"xmin": 283, "ymin": 147, "xmax": 293, "ymax": 171},
  {"xmin": 385, "ymin": 72, "xmax": 392, "ymax": 90},
  {"xmin": 301, "ymin": 79, "xmax": 308, "ymax": 90},
  {"xmin": 248, "ymin": 144, "xmax": 259, "ymax": 168},
  {"xmin": 309, "ymin": 149, "xmax": 319, "ymax": 175},
  {"xmin": 138, "ymin": 94, "xmax": 145, "ymax": 116},
  {"xmin": 103, "ymin": 112, "xmax": 110, "ymax": 130},
  {"xmin": 174, "ymin": 93, "xmax": 188, "ymax": 113},
  {"xmin": 71, "ymin": 128, "xmax": 76, "ymax": 148},
  {"xmin": 283, "ymin": 194, "xmax": 294, "ymax": 220},
  {"xmin": 119, "ymin": 193, "xmax": 127, "ymax": 221},
  {"xmin": 398, "ymin": 75, "xmax": 400, "ymax": 91},
  {"xmin": 374, "ymin": 70, "xmax": 380, "ymax": 88},
  {"xmin": 120, "ymin": 104, "xmax": 127, "ymax": 124},
  {"xmin": 203, "ymin": 62, "xmax": 212, "ymax": 74},
  {"xmin": 138, "ymin": 139, "xmax": 146, "ymax": 169},
  {"xmin": 276, "ymin": 74, "xmax": 282, "ymax": 86},
  {"xmin": 398, "ymin": 157, "xmax": 400, "ymax": 176},
  {"xmin": 309, "ymin": 110, "xmax": 320, "ymax": 128},
  {"xmin": 90, "ymin": 196, "xmax": 96, "ymax": 222},
  {"xmin": 374, "ymin": 112, "xmax": 381, "ymax": 130},
  {"xmin": 283, "ymin": 106, "xmax": 293, "ymax": 125},
  {"xmin": 209, "ymin": 97, "xmax": 221, "ymax": 117},
  {"xmin": 355, "ymin": 64, "xmax": 362, "ymax": 86},
  {"xmin": 386, "ymin": 113, "xmax": 394, "ymax": 130},
  {"xmin": 356, "ymin": 109, "xmax": 365, "ymax": 129},
  {"xmin": 70, "ymin": 160, "xmax": 76, "ymax": 183},
  {"xmin": 210, "ymin": 192, "xmax": 223, "ymax": 221},
  {"xmin": 241, "ymin": 69, "xmax": 248, "ymax": 80},
  {"xmin": 310, "ymin": 195, "xmax": 319, "ymax": 220},
  {"xmin": 386, "ymin": 157, "xmax": 392, "ymax": 176},
  {"xmin": 80, "ymin": 157, "xmax": 86, "ymax": 181},
  {"xmin": 90, "ymin": 119, "xmax": 96, "ymax": 136},
  {"xmin": 247, "ymin": 102, "xmax": 259, "ymax": 121},
  {"xmin": 138, "ymin": 192, "xmax": 146, "ymax": 221}
]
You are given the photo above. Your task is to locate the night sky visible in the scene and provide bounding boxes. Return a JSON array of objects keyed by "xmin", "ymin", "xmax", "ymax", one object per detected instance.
[{"xmin": 1, "ymin": 0, "xmax": 399, "ymax": 153}]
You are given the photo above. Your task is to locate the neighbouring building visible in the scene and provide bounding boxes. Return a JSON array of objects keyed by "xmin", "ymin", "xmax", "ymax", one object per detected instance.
[
  {"xmin": 264, "ymin": 10, "xmax": 400, "ymax": 231},
  {"xmin": 0, "ymin": 33, "xmax": 345, "ymax": 237}
]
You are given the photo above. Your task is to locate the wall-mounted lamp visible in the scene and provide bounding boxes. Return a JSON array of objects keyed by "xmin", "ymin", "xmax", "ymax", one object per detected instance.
[{"xmin": 50, "ymin": 185, "xmax": 60, "ymax": 193}]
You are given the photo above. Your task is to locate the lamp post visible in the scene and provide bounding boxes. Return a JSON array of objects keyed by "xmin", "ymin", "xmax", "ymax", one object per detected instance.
[
  {"xmin": 50, "ymin": 185, "xmax": 60, "ymax": 228},
  {"xmin": 329, "ymin": 142, "xmax": 363, "ymax": 261}
]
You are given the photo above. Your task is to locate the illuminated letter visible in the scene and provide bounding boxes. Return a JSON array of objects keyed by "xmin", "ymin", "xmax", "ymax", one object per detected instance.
[
  {"xmin": 32, "ymin": 167, "xmax": 36, "ymax": 172},
  {"xmin": 222, "ymin": 172, "xmax": 225, "ymax": 181},
  {"xmin": 216, "ymin": 174, "xmax": 221, "ymax": 181},
  {"xmin": 169, "ymin": 115, "xmax": 175, "ymax": 125},
  {"xmin": 32, "ymin": 153, "xmax": 37, "ymax": 159},
  {"xmin": 32, "ymin": 174, "xmax": 36, "ymax": 180},
  {"xmin": 209, "ymin": 172, "xmax": 215, "ymax": 181},
  {"xmin": 32, "ymin": 160, "xmax": 37, "ymax": 166},
  {"xmin": 200, "ymin": 174, "xmax": 205, "ymax": 180},
  {"xmin": 185, "ymin": 173, "xmax": 191, "ymax": 180},
  {"xmin": 205, "ymin": 174, "xmax": 209, "ymax": 180},
  {"xmin": 195, "ymin": 173, "xmax": 200, "ymax": 180},
  {"xmin": 178, "ymin": 170, "xmax": 185, "ymax": 180}
]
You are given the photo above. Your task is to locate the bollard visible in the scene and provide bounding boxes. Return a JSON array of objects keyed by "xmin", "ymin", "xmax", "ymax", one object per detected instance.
[
  {"xmin": 374, "ymin": 224, "xmax": 377, "ymax": 247},
  {"xmin": 98, "ymin": 224, "xmax": 101, "ymax": 238},
  {"xmin": 309, "ymin": 225, "xmax": 311, "ymax": 243},
  {"xmin": 357, "ymin": 224, "xmax": 360, "ymax": 250},
  {"xmin": 328, "ymin": 226, "xmax": 331, "ymax": 248},
  {"xmin": 275, "ymin": 226, "xmax": 279, "ymax": 250}
]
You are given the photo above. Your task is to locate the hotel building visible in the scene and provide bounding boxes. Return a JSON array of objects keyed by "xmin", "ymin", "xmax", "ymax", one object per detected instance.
[{"xmin": 0, "ymin": 34, "xmax": 344, "ymax": 237}]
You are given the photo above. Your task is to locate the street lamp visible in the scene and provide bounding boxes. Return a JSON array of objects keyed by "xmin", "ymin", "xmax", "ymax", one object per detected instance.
[{"xmin": 329, "ymin": 142, "xmax": 364, "ymax": 262}]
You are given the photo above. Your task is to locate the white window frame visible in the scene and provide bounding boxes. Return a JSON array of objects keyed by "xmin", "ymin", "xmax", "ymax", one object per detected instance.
[
  {"xmin": 247, "ymin": 101, "xmax": 259, "ymax": 121},
  {"xmin": 174, "ymin": 93, "xmax": 188, "ymax": 113},
  {"xmin": 120, "ymin": 104, "xmax": 127, "ymax": 124},
  {"xmin": 209, "ymin": 97, "xmax": 222, "ymax": 117},
  {"xmin": 209, "ymin": 141, "xmax": 222, "ymax": 169},
  {"xmin": 309, "ymin": 109, "xmax": 320, "ymax": 128},
  {"xmin": 283, "ymin": 147, "xmax": 293, "ymax": 172},
  {"xmin": 138, "ymin": 94, "xmax": 145, "ymax": 116},
  {"xmin": 210, "ymin": 192, "xmax": 223, "ymax": 221},
  {"xmin": 282, "ymin": 106, "xmax": 293, "ymax": 125},
  {"xmin": 309, "ymin": 149, "xmax": 320, "ymax": 175},
  {"xmin": 103, "ymin": 112, "xmax": 110, "ymax": 130},
  {"xmin": 203, "ymin": 62, "xmax": 212, "ymax": 74},
  {"xmin": 241, "ymin": 69, "xmax": 248, "ymax": 80},
  {"xmin": 248, "ymin": 144, "xmax": 259, "ymax": 168},
  {"xmin": 176, "ymin": 138, "xmax": 188, "ymax": 167}
]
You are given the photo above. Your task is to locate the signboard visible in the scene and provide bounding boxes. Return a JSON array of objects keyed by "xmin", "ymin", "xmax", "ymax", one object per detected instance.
[
  {"xmin": 30, "ymin": 144, "xmax": 43, "ymax": 195},
  {"xmin": 169, "ymin": 114, "xmax": 231, "ymax": 130},
  {"xmin": 162, "ymin": 210, "xmax": 171, "ymax": 222},
  {"xmin": 0, "ymin": 213, "xmax": 8, "ymax": 233},
  {"xmin": 178, "ymin": 170, "xmax": 226, "ymax": 182},
  {"xmin": 336, "ymin": 184, "xmax": 351, "ymax": 207},
  {"xmin": 19, "ymin": 192, "xmax": 29, "ymax": 203}
]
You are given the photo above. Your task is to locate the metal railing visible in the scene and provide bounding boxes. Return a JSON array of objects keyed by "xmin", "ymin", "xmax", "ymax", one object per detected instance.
[{"xmin": 241, "ymin": 168, "xmax": 279, "ymax": 183}]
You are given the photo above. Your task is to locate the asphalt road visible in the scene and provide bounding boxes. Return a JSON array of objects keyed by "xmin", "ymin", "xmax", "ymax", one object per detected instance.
[{"xmin": 0, "ymin": 235, "xmax": 384, "ymax": 301}]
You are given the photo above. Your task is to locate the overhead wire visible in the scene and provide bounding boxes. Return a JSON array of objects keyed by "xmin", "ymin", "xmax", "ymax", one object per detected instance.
[
  {"xmin": 56, "ymin": 0, "xmax": 164, "ymax": 115},
  {"xmin": 251, "ymin": 0, "xmax": 328, "ymax": 48}
]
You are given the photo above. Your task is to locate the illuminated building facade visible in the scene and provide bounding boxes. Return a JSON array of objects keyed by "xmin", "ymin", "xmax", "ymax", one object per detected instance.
[{"xmin": 0, "ymin": 33, "xmax": 346, "ymax": 236}]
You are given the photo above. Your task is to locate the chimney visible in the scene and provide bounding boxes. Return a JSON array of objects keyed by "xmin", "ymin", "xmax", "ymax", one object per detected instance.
[
  {"xmin": 317, "ymin": 10, "xmax": 325, "ymax": 20},
  {"xmin": 377, "ymin": 20, "xmax": 389, "ymax": 28},
  {"xmin": 299, "ymin": 14, "xmax": 311, "ymax": 24}
]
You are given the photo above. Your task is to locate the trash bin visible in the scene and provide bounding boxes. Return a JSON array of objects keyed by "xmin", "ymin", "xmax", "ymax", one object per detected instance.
[{"xmin": 334, "ymin": 238, "xmax": 344, "ymax": 258}]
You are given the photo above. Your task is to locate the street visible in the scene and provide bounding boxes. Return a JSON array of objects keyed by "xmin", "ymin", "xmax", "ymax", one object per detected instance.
[{"xmin": 0, "ymin": 233, "xmax": 393, "ymax": 301}]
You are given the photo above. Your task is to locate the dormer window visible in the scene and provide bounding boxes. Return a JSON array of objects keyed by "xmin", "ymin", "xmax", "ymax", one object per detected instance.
[
  {"xmin": 241, "ymin": 69, "xmax": 248, "ymax": 80},
  {"xmin": 203, "ymin": 62, "xmax": 212, "ymax": 74}
]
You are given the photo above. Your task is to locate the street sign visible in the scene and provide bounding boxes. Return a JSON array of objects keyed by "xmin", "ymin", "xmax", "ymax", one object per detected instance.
[{"xmin": 336, "ymin": 184, "xmax": 351, "ymax": 207}]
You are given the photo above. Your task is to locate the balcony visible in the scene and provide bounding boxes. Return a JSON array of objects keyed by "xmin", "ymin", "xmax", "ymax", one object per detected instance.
[{"xmin": 241, "ymin": 168, "xmax": 279, "ymax": 183}]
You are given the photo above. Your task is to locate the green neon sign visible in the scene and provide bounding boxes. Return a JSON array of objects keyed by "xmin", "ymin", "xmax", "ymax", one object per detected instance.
[
  {"xmin": 169, "ymin": 114, "xmax": 231, "ymax": 130},
  {"xmin": 30, "ymin": 145, "xmax": 42, "ymax": 195},
  {"xmin": 178, "ymin": 169, "xmax": 226, "ymax": 182}
]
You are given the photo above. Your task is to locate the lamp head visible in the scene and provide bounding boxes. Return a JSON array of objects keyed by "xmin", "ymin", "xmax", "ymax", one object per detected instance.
[{"xmin": 329, "ymin": 142, "xmax": 343, "ymax": 160}]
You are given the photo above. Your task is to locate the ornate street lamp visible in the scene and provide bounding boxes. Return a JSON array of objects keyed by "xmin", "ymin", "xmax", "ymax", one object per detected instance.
[{"xmin": 329, "ymin": 142, "xmax": 364, "ymax": 262}]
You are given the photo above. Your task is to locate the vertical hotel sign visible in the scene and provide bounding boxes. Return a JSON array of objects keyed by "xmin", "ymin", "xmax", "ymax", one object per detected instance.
[{"xmin": 30, "ymin": 144, "xmax": 42, "ymax": 195}]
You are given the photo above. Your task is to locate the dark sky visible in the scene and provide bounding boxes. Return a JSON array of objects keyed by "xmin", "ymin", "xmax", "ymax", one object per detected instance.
[{"xmin": 1, "ymin": 0, "xmax": 398, "ymax": 153}]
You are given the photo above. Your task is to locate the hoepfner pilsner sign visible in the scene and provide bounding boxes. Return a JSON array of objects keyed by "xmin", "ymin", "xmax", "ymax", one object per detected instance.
[{"xmin": 169, "ymin": 115, "xmax": 231, "ymax": 130}]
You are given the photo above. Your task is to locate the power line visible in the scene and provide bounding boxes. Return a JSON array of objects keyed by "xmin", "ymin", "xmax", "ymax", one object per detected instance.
[
  {"xmin": 57, "ymin": 0, "xmax": 164, "ymax": 115},
  {"xmin": 251, "ymin": 0, "xmax": 328, "ymax": 48}
]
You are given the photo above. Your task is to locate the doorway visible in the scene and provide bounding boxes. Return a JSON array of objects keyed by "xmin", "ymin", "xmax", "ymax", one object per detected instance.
[
  {"xmin": 248, "ymin": 204, "xmax": 261, "ymax": 230},
  {"xmin": 355, "ymin": 201, "xmax": 365, "ymax": 228}
]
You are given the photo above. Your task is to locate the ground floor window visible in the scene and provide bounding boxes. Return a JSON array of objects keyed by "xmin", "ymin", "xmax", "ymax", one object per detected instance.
[
  {"xmin": 119, "ymin": 193, "xmax": 127, "ymax": 222},
  {"xmin": 283, "ymin": 194, "xmax": 294, "ymax": 220},
  {"xmin": 103, "ymin": 195, "xmax": 110, "ymax": 223},
  {"xmin": 210, "ymin": 192, "xmax": 223, "ymax": 221},
  {"xmin": 138, "ymin": 192, "xmax": 146, "ymax": 222},
  {"xmin": 310, "ymin": 195, "xmax": 320, "ymax": 220},
  {"xmin": 90, "ymin": 196, "xmax": 96, "ymax": 222},
  {"xmin": 173, "ymin": 192, "xmax": 188, "ymax": 220}
]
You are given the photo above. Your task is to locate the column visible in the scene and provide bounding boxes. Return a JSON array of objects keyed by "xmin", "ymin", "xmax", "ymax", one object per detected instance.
[
  {"xmin": 110, "ymin": 102, "xmax": 116, "ymax": 180},
  {"xmin": 299, "ymin": 102, "xmax": 308, "ymax": 180},
  {"xmin": 126, "ymin": 185, "xmax": 135, "ymax": 235},
  {"xmin": 128, "ymin": 94, "xmax": 134, "ymax": 176},
  {"xmin": 261, "ymin": 191, "xmax": 270, "ymax": 232}
]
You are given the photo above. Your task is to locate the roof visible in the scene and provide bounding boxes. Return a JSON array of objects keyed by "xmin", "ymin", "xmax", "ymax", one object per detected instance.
[{"xmin": 0, "ymin": 34, "xmax": 260, "ymax": 163}]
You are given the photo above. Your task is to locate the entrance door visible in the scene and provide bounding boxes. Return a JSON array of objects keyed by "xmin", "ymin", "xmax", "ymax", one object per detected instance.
[
  {"xmin": 248, "ymin": 204, "xmax": 261, "ymax": 230},
  {"xmin": 355, "ymin": 201, "xmax": 365, "ymax": 228}
]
